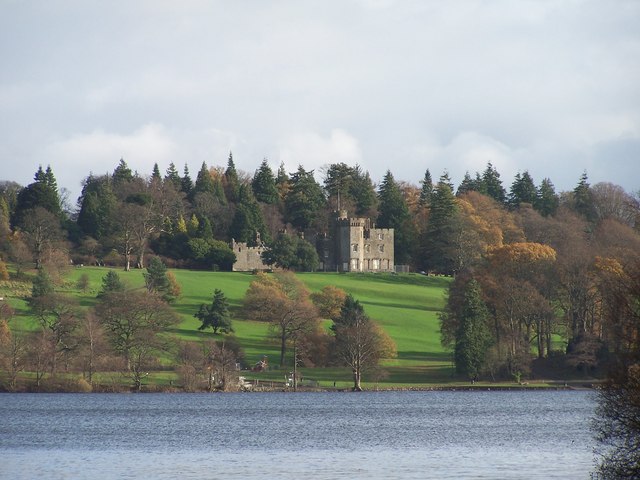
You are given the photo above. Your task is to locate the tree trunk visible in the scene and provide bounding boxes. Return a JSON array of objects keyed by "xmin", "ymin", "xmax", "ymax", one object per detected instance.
[
  {"xmin": 280, "ymin": 329, "xmax": 287, "ymax": 367},
  {"xmin": 353, "ymin": 368, "xmax": 362, "ymax": 391}
]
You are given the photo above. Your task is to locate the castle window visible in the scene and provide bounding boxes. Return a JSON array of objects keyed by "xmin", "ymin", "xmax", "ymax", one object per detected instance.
[
  {"xmin": 378, "ymin": 244, "xmax": 384, "ymax": 253},
  {"xmin": 365, "ymin": 244, "xmax": 371, "ymax": 253},
  {"xmin": 378, "ymin": 233, "xmax": 384, "ymax": 240},
  {"xmin": 372, "ymin": 259, "xmax": 380, "ymax": 270},
  {"xmin": 352, "ymin": 243, "xmax": 358, "ymax": 253}
]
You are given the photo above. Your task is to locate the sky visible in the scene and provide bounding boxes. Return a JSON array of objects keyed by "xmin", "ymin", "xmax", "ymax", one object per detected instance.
[{"xmin": 1, "ymin": 0, "xmax": 639, "ymax": 205}]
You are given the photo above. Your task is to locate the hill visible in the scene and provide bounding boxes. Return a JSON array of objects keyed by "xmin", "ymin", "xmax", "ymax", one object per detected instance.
[{"xmin": 3, "ymin": 267, "xmax": 453, "ymax": 389}]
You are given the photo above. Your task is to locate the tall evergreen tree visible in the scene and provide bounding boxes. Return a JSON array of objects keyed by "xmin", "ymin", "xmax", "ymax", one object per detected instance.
[
  {"xmin": 229, "ymin": 185, "xmax": 267, "ymax": 245},
  {"xmin": 164, "ymin": 162, "xmax": 182, "ymax": 191},
  {"xmin": 284, "ymin": 166, "xmax": 325, "ymax": 231},
  {"xmin": 377, "ymin": 170, "xmax": 409, "ymax": 228},
  {"xmin": 350, "ymin": 166, "xmax": 377, "ymax": 216},
  {"xmin": 12, "ymin": 165, "xmax": 62, "ymax": 227},
  {"xmin": 377, "ymin": 170, "xmax": 414, "ymax": 264},
  {"xmin": 454, "ymin": 279, "xmax": 492, "ymax": 380},
  {"xmin": 275, "ymin": 162, "xmax": 290, "ymax": 202},
  {"xmin": 181, "ymin": 164, "xmax": 193, "ymax": 198},
  {"xmin": 481, "ymin": 162, "xmax": 507, "ymax": 204},
  {"xmin": 224, "ymin": 152, "xmax": 240, "ymax": 202},
  {"xmin": 151, "ymin": 163, "xmax": 162, "ymax": 182},
  {"xmin": 509, "ymin": 171, "xmax": 537, "ymax": 208},
  {"xmin": 251, "ymin": 159, "xmax": 278, "ymax": 204},
  {"xmin": 421, "ymin": 172, "xmax": 459, "ymax": 274},
  {"xmin": 77, "ymin": 174, "xmax": 117, "ymax": 239},
  {"xmin": 535, "ymin": 178, "xmax": 559, "ymax": 217},
  {"xmin": 419, "ymin": 169, "xmax": 433, "ymax": 206},
  {"xmin": 456, "ymin": 171, "xmax": 480, "ymax": 196},
  {"xmin": 573, "ymin": 171, "xmax": 596, "ymax": 222},
  {"xmin": 113, "ymin": 159, "xmax": 133, "ymax": 185},
  {"xmin": 194, "ymin": 162, "xmax": 216, "ymax": 195}
]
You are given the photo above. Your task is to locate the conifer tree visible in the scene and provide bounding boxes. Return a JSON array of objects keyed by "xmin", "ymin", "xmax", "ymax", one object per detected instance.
[
  {"xmin": 275, "ymin": 162, "xmax": 290, "ymax": 202},
  {"xmin": 251, "ymin": 158, "xmax": 278, "ymax": 204},
  {"xmin": 535, "ymin": 178, "xmax": 559, "ymax": 217},
  {"xmin": 481, "ymin": 162, "xmax": 506, "ymax": 204},
  {"xmin": 164, "ymin": 162, "xmax": 182, "ymax": 190},
  {"xmin": 194, "ymin": 162, "xmax": 216, "ymax": 195},
  {"xmin": 377, "ymin": 170, "xmax": 413, "ymax": 264},
  {"xmin": 284, "ymin": 166, "xmax": 324, "ymax": 231},
  {"xmin": 421, "ymin": 172, "xmax": 459, "ymax": 274},
  {"xmin": 573, "ymin": 171, "xmax": 596, "ymax": 222},
  {"xmin": 456, "ymin": 171, "xmax": 479, "ymax": 196},
  {"xmin": 224, "ymin": 152, "xmax": 240, "ymax": 202},
  {"xmin": 181, "ymin": 164, "xmax": 193, "ymax": 198},
  {"xmin": 419, "ymin": 169, "xmax": 433, "ymax": 206},
  {"xmin": 229, "ymin": 184, "xmax": 267, "ymax": 245},
  {"xmin": 195, "ymin": 289, "xmax": 233, "ymax": 334},
  {"xmin": 13, "ymin": 165, "xmax": 62, "ymax": 227},
  {"xmin": 113, "ymin": 159, "xmax": 133, "ymax": 185},
  {"xmin": 151, "ymin": 163, "xmax": 162, "ymax": 182},
  {"xmin": 509, "ymin": 171, "xmax": 537, "ymax": 208},
  {"xmin": 350, "ymin": 166, "xmax": 377, "ymax": 216},
  {"xmin": 454, "ymin": 279, "xmax": 492, "ymax": 380},
  {"xmin": 97, "ymin": 270, "xmax": 126, "ymax": 298}
]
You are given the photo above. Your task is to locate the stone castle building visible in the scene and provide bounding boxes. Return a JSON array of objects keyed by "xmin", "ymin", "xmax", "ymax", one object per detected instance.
[
  {"xmin": 317, "ymin": 211, "xmax": 395, "ymax": 272},
  {"xmin": 231, "ymin": 233, "xmax": 269, "ymax": 272},
  {"xmin": 231, "ymin": 212, "xmax": 394, "ymax": 273}
]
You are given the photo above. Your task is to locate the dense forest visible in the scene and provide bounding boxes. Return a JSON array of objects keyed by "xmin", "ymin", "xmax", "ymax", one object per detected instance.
[{"xmin": 0, "ymin": 157, "xmax": 639, "ymax": 381}]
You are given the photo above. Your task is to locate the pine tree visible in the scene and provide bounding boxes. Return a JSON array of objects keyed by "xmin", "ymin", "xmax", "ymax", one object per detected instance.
[
  {"xmin": 195, "ymin": 289, "xmax": 233, "ymax": 334},
  {"xmin": 229, "ymin": 185, "xmax": 267, "ymax": 245},
  {"xmin": 456, "ymin": 171, "xmax": 479, "ymax": 196},
  {"xmin": 181, "ymin": 164, "xmax": 193, "ymax": 197},
  {"xmin": 454, "ymin": 279, "xmax": 492, "ymax": 380},
  {"xmin": 164, "ymin": 162, "xmax": 182, "ymax": 190},
  {"xmin": 284, "ymin": 166, "xmax": 325, "ymax": 231},
  {"xmin": 535, "ymin": 178, "xmax": 559, "ymax": 217},
  {"xmin": 419, "ymin": 169, "xmax": 433, "ymax": 206},
  {"xmin": 275, "ymin": 162, "xmax": 290, "ymax": 202},
  {"xmin": 251, "ymin": 158, "xmax": 278, "ymax": 204},
  {"xmin": 377, "ymin": 170, "xmax": 409, "ymax": 228},
  {"xmin": 224, "ymin": 152, "xmax": 240, "ymax": 202},
  {"xmin": 194, "ymin": 162, "xmax": 216, "ymax": 195},
  {"xmin": 151, "ymin": 163, "xmax": 162, "ymax": 182},
  {"xmin": 113, "ymin": 159, "xmax": 133, "ymax": 184},
  {"xmin": 481, "ymin": 162, "xmax": 506, "ymax": 204},
  {"xmin": 508, "ymin": 171, "xmax": 537, "ymax": 208},
  {"xmin": 98, "ymin": 270, "xmax": 126, "ymax": 297},
  {"xmin": 13, "ymin": 165, "xmax": 62, "ymax": 227},
  {"xmin": 350, "ymin": 166, "xmax": 377, "ymax": 216},
  {"xmin": 421, "ymin": 172, "xmax": 459, "ymax": 274},
  {"xmin": 377, "ymin": 170, "xmax": 413, "ymax": 264},
  {"xmin": 573, "ymin": 171, "xmax": 596, "ymax": 222},
  {"xmin": 31, "ymin": 268, "xmax": 53, "ymax": 297}
]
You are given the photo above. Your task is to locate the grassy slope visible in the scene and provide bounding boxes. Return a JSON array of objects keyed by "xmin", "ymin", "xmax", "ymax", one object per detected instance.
[{"xmin": 7, "ymin": 267, "xmax": 454, "ymax": 388}]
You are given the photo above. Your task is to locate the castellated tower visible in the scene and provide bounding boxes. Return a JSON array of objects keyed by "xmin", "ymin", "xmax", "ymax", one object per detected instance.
[{"xmin": 317, "ymin": 210, "xmax": 395, "ymax": 272}]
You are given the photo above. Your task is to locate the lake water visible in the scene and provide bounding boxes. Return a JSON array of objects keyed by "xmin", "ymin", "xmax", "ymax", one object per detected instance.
[{"xmin": 0, "ymin": 390, "xmax": 595, "ymax": 479}]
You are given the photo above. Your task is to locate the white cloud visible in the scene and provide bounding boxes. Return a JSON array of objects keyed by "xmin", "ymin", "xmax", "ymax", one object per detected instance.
[
  {"xmin": 278, "ymin": 130, "xmax": 362, "ymax": 177},
  {"xmin": 46, "ymin": 124, "xmax": 178, "ymax": 177}
]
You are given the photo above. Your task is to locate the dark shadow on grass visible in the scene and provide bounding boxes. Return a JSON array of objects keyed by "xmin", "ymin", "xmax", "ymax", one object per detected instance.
[
  {"xmin": 396, "ymin": 351, "xmax": 452, "ymax": 362},
  {"xmin": 361, "ymin": 300, "xmax": 443, "ymax": 313}
]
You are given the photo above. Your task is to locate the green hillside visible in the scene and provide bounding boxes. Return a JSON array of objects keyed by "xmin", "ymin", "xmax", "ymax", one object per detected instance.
[{"xmin": 4, "ymin": 267, "xmax": 454, "ymax": 389}]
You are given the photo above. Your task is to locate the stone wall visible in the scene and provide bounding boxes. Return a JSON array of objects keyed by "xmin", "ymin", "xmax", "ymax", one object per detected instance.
[{"xmin": 231, "ymin": 239, "xmax": 270, "ymax": 272}]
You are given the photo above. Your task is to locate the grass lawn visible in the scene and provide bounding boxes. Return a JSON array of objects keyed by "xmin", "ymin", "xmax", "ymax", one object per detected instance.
[{"xmin": 6, "ymin": 267, "xmax": 458, "ymax": 388}]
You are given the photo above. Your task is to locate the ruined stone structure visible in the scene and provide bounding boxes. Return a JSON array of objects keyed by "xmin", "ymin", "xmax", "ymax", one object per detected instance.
[
  {"xmin": 231, "ymin": 234, "xmax": 270, "ymax": 272},
  {"xmin": 317, "ymin": 211, "xmax": 394, "ymax": 272}
]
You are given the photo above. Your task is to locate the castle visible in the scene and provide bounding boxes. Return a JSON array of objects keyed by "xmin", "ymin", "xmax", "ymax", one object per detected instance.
[
  {"xmin": 231, "ymin": 211, "xmax": 394, "ymax": 273},
  {"xmin": 317, "ymin": 211, "xmax": 394, "ymax": 272}
]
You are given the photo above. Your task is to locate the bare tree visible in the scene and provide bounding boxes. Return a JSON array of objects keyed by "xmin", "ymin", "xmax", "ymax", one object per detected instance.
[{"xmin": 94, "ymin": 290, "xmax": 179, "ymax": 390}]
